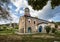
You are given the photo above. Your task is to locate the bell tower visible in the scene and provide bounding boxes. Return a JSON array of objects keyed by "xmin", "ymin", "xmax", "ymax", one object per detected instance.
[{"xmin": 24, "ymin": 7, "xmax": 30, "ymax": 16}]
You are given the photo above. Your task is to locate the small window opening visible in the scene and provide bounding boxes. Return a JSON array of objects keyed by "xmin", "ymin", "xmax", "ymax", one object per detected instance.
[
  {"xmin": 34, "ymin": 21, "xmax": 35, "ymax": 24},
  {"xmin": 28, "ymin": 21, "xmax": 30, "ymax": 23}
]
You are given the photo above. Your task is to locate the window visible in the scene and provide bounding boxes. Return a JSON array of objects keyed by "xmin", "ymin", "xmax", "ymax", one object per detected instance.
[
  {"xmin": 28, "ymin": 19, "xmax": 31, "ymax": 23},
  {"xmin": 34, "ymin": 21, "xmax": 35, "ymax": 24}
]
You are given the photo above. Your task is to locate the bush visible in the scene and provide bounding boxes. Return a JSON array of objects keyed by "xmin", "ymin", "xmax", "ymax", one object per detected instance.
[
  {"xmin": 55, "ymin": 30, "xmax": 60, "ymax": 35},
  {"xmin": 45, "ymin": 26, "xmax": 51, "ymax": 34},
  {"xmin": 3, "ymin": 26, "xmax": 7, "ymax": 30},
  {"xmin": 51, "ymin": 28, "xmax": 56, "ymax": 33},
  {"xmin": 15, "ymin": 26, "xmax": 18, "ymax": 29},
  {"xmin": 0, "ymin": 26, "xmax": 7, "ymax": 31},
  {"xmin": 0, "ymin": 27, "xmax": 4, "ymax": 31}
]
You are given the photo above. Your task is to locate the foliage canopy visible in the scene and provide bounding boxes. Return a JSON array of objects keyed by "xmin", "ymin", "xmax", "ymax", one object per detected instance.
[{"xmin": 28, "ymin": 0, "xmax": 60, "ymax": 10}]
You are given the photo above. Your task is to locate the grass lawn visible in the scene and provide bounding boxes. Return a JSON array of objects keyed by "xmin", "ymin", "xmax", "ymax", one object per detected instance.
[
  {"xmin": 0, "ymin": 28, "xmax": 17, "ymax": 35},
  {"xmin": 0, "ymin": 34, "xmax": 60, "ymax": 42},
  {"xmin": 0, "ymin": 28, "xmax": 60, "ymax": 42}
]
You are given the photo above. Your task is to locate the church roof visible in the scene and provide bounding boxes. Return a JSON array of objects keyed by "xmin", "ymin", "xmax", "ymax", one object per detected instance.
[{"xmin": 24, "ymin": 15, "xmax": 49, "ymax": 22}]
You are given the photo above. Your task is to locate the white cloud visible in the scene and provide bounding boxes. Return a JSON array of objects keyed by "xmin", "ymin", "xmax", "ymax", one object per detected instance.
[
  {"xmin": 28, "ymin": 1, "xmax": 60, "ymax": 21},
  {"xmin": 37, "ymin": 1, "xmax": 53, "ymax": 19},
  {"xmin": 10, "ymin": 14, "xmax": 19, "ymax": 23},
  {"xmin": 1, "ymin": 0, "xmax": 60, "ymax": 24},
  {"xmin": 11, "ymin": 0, "xmax": 28, "ymax": 12},
  {"xmin": 8, "ymin": 5, "xmax": 12, "ymax": 9},
  {"xmin": 20, "ymin": 10, "xmax": 24, "ymax": 14},
  {"xmin": 27, "ymin": 1, "xmax": 53, "ymax": 20},
  {"xmin": 0, "ymin": 14, "xmax": 19, "ymax": 24},
  {"xmin": 11, "ymin": 0, "xmax": 22, "ymax": 8},
  {"xmin": 10, "ymin": 0, "xmax": 60, "ymax": 22}
]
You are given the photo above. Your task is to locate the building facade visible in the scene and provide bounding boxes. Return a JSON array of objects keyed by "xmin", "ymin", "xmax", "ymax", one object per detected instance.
[{"xmin": 19, "ymin": 8, "xmax": 55, "ymax": 33}]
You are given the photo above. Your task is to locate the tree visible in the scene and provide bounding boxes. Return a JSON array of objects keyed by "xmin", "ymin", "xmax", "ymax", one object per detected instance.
[
  {"xmin": 51, "ymin": 28, "xmax": 56, "ymax": 33},
  {"xmin": 28, "ymin": 0, "xmax": 60, "ymax": 10},
  {"xmin": 51, "ymin": 0, "xmax": 60, "ymax": 9},
  {"xmin": 55, "ymin": 24, "xmax": 58, "ymax": 28},
  {"xmin": 45, "ymin": 26, "xmax": 51, "ymax": 34},
  {"xmin": 0, "ymin": 0, "xmax": 11, "ymax": 20}
]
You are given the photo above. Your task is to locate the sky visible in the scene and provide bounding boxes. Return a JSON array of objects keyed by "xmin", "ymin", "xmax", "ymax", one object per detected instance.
[{"xmin": 0, "ymin": 0, "xmax": 60, "ymax": 24}]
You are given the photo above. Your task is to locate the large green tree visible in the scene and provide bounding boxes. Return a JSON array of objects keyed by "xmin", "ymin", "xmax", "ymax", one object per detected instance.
[{"xmin": 28, "ymin": 0, "xmax": 60, "ymax": 10}]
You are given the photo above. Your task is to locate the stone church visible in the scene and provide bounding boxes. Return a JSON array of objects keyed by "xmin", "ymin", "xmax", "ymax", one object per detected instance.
[{"xmin": 19, "ymin": 8, "xmax": 55, "ymax": 33}]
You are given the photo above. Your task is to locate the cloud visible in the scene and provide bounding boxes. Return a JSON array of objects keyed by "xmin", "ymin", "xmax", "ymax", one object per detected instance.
[
  {"xmin": 29, "ymin": 1, "xmax": 60, "ymax": 21},
  {"xmin": 37, "ymin": 1, "xmax": 53, "ymax": 19},
  {"xmin": 10, "ymin": 0, "xmax": 60, "ymax": 22},
  {"xmin": 9, "ymin": 13, "xmax": 19, "ymax": 23},
  {"xmin": 28, "ymin": 1, "xmax": 60, "ymax": 21},
  {"xmin": 49, "ymin": 13, "xmax": 60, "ymax": 22},
  {"xmin": 0, "ymin": 14, "xmax": 19, "ymax": 24},
  {"xmin": 11, "ymin": 0, "xmax": 22, "ymax": 8},
  {"xmin": 11, "ymin": 0, "xmax": 28, "ymax": 12}
]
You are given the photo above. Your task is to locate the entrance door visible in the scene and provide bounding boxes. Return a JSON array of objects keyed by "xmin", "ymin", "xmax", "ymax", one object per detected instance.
[
  {"xmin": 38, "ymin": 26, "xmax": 42, "ymax": 32},
  {"xmin": 28, "ymin": 27, "xmax": 31, "ymax": 33}
]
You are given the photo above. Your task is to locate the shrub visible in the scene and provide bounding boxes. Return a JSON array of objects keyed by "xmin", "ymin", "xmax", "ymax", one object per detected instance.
[
  {"xmin": 51, "ymin": 28, "xmax": 56, "ymax": 33},
  {"xmin": 45, "ymin": 26, "xmax": 51, "ymax": 34},
  {"xmin": 0, "ymin": 27, "xmax": 4, "ymax": 31},
  {"xmin": 15, "ymin": 26, "xmax": 18, "ymax": 29},
  {"xmin": 3, "ymin": 26, "xmax": 7, "ymax": 30},
  {"xmin": 55, "ymin": 24, "xmax": 58, "ymax": 28},
  {"xmin": 0, "ymin": 26, "xmax": 7, "ymax": 31}
]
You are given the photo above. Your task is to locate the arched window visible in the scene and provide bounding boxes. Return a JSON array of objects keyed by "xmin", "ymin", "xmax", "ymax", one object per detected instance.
[
  {"xmin": 28, "ymin": 19, "xmax": 31, "ymax": 23},
  {"xmin": 28, "ymin": 21, "xmax": 30, "ymax": 23}
]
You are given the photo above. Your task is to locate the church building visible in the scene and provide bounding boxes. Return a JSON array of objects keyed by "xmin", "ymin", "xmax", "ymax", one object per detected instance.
[{"xmin": 19, "ymin": 8, "xmax": 55, "ymax": 33}]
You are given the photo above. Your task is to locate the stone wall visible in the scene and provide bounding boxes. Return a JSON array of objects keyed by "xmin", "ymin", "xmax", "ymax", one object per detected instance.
[{"xmin": 19, "ymin": 16, "xmax": 49, "ymax": 33}]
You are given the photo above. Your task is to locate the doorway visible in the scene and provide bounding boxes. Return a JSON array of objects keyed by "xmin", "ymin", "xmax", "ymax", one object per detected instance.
[
  {"xmin": 38, "ymin": 26, "xmax": 42, "ymax": 32},
  {"xmin": 28, "ymin": 27, "xmax": 31, "ymax": 33}
]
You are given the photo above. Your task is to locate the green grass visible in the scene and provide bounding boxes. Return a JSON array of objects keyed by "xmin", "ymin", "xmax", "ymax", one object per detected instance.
[
  {"xmin": 0, "ymin": 28, "xmax": 60, "ymax": 42},
  {"xmin": 0, "ymin": 34, "xmax": 57, "ymax": 42},
  {"xmin": 0, "ymin": 28, "xmax": 17, "ymax": 35}
]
